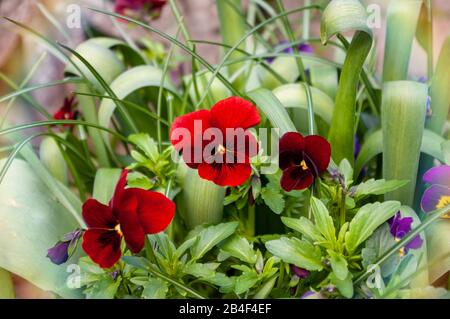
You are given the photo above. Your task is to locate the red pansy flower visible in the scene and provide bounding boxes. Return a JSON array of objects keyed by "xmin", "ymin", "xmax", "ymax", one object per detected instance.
[
  {"xmin": 170, "ymin": 96, "xmax": 260, "ymax": 187},
  {"xmin": 53, "ymin": 96, "xmax": 78, "ymax": 125},
  {"xmin": 82, "ymin": 170, "xmax": 175, "ymax": 268},
  {"xmin": 115, "ymin": 0, "xmax": 167, "ymax": 18},
  {"xmin": 279, "ymin": 132, "xmax": 331, "ymax": 192}
]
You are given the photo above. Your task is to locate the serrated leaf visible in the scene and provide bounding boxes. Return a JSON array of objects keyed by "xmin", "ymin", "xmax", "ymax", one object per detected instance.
[
  {"xmin": 310, "ymin": 197, "xmax": 336, "ymax": 244},
  {"xmin": 281, "ymin": 216, "xmax": 325, "ymax": 242},
  {"xmin": 190, "ymin": 222, "xmax": 239, "ymax": 260},
  {"xmin": 354, "ymin": 179, "xmax": 409, "ymax": 200},
  {"xmin": 265, "ymin": 237, "xmax": 323, "ymax": 271},
  {"xmin": 235, "ymin": 271, "xmax": 260, "ymax": 295},
  {"xmin": 184, "ymin": 263, "xmax": 219, "ymax": 278},
  {"xmin": 219, "ymin": 235, "xmax": 257, "ymax": 264},
  {"xmin": 327, "ymin": 250, "xmax": 348, "ymax": 280},
  {"xmin": 142, "ymin": 278, "xmax": 168, "ymax": 299},
  {"xmin": 345, "ymin": 201, "xmax": 401, "ymax": 254},
  {"xmin": 129, "ymin": 133, "xmax": 159, "ymax": 162},
  {"xmin": 261, "ymin": 186, "xmax": 285, "ymax": 214}
]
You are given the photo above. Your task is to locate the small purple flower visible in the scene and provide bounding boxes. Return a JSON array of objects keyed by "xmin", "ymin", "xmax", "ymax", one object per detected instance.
[
  {"xmin": 47, "ymin": 229, "xmax": 82, "ymax": 265},
  {"xmin": 421, "ymin": 165, "xmax": 450, "ymax": 218},
  {"xmin": 291, "ymin": 265, "xmax": 310, "ymax": 279},
  {"xmin": 266, "ymin": 41, "xmax": 313, "ymax": 63},
  {"xmin": 388, "ymin": 212, "xmax": 423, "ymax": 256}
]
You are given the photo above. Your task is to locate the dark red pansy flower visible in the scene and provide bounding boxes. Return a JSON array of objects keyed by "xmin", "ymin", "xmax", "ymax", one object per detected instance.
[
  {"xmin": 53, "ymin": 95, "xmax": 78, "ymax": 125},
  {"xmin": 170, "ymin": 96, "xmax": 260, "ymax": 187},
  {"xmin": 82, "ymin": 170, "xmax": 175, "ymax": 268},
  {"xmin": 279, "ymin": 132, "xmax": 331, "ymax": 192},
  {"xmin": 115, "ymin": 0, "xmax": 167, "ymax": 18}
]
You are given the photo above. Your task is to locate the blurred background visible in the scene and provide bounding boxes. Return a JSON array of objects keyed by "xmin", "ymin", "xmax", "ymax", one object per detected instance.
[{"xmin": 0, "ymin": 0, "xmax": 449, "ymax": 298}]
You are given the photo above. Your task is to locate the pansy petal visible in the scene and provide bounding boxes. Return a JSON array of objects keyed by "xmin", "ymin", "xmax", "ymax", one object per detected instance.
[
  {"xmin": 111, "ymin": 169, "xmax": 128, "ymax": 212},
  {"xmin": 280, "ymin": 166, "xmax": 314, "ymax": 192},
  {"xmin": 423, "ymin": 165, "xmax": 450, "ymax": 187},
  {"xmin": 121, "ymin": 188, "xmax": 175, "ymax": 235},
  {"xmin": 389, "ymin": 212, "xmax": 413, "ymax": 238},
  {"xmin": 421, "ymin": 185, "xmax": 450, "ymax": 213},
  {"xmin": 405, "ymin": 235, "xmax": 423, "ymax": 252},
  {"xmin": 47, "ymin": 241, "xmax": 70, "ymax": 265},
  {"xmin": 115, "ymin": 193, "xmax": 146, "ymax": 253},
  {"xmin": 82, "ymin": 229, "xmax": 122, "ymax": 269},
  {"xmin": 279, "ymin": 150, "xmax": 302, "ymax": 170},
  {"xmin": 279, "ymin": 132, "xmax": 305, "ymax": 154},
  {"xmin": 198, "ymin": 162, "xmax": 252, "ymax": 187},
  {"xmin": 210, "ymin": 97, "xmax": 260, "ymax": 131},
  {"xmin": 170, "ymin": 110, "xmax": 211, "ymax": 152},
  {"xmin": 82, "ymin": 198, "xmax": 117, "ymax": 229},
  {"xmin": 304, "ymin": 135, "xmax": 331, "ymax": 173}
]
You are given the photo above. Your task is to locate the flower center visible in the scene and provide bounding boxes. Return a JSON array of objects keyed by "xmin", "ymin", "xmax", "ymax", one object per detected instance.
[
  {"xmin": 395, "ymin": 238, "xmax": 405, "ymax": 257},
  {"xmin": 436, "ymin": 195, "xmax": 450, "ymax": 209},
  {"xmin": 114, "ymin": 224, "xmax": 123, "ymax": 237},
  {"xmin": 300, "ymin": 160, "xmax": 309, "ymax": 171},
  {"xmin": 217, "ymin": 144, "xmax": 226, "ymax": 155}
]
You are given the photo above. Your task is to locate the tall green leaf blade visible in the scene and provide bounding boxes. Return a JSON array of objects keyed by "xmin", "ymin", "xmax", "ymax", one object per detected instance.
[
  {"xmin": 92, "ymin": 168, "xmax": 122, "ymax": 205},
  {"xmin": 247, "ymin": 88, "xmax": 296, "ymax": 134},
  {"xmin": 0, "ymin": 268, "xmax": 15, "ymax": 298},
  {"xmin": 0, "ymin": 159, "xmax": 82, "ymax": 298},
  {"xmin": 382, "ymin": 0, "xmax": 422, "ymax": 81},
  {"xmin": 382, "ymin": 81, "xmax": 427, "ymax": 206},
  {"xmin": 321, "ymin": 0, "xmax": 373, "ymax": 164}
]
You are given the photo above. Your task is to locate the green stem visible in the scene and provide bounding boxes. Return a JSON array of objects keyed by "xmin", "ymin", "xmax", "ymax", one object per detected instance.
[{"xmin": 0, "ymin": 268, "xmax": 15, "ymax": 298}]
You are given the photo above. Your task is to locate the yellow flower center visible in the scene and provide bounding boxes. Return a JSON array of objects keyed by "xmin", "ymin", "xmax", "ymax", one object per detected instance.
[
  {"xmin": 115, "ymin": 224, "xmax": 123, "ymax": 236},
  {"xmin": 300, "ymin": 160, "xmax": 309, "ymax": 171},
  {"xmin": 395, "ymin": 238, "xmax": 405, "ymax": 257},
  {"xmin": 436, "ymin": 196, "xmax": 450, "ymax": 219}
]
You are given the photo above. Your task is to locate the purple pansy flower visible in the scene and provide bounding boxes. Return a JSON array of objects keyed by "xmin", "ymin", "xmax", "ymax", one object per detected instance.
[
  {"xmin": 47, "ymin": 229, "xmax": 82, "ymax": 265},
  {"xmin": 388, "ymin": 212, "xmax": 423, "ymax": 256},
  {"xmin": 421, "ymin": 165, "xmax": 450, "ymax": 218},
  {"xmin": 291, "ymin": 265, "xmax": 310, "ymax": 279},
  {"xmin": 266, "ymin": 41, "xmax": 313, "ymax": 63},
  {"xmin": 301, "ymin": 290, "xmax": 325, "ymax": 299}
]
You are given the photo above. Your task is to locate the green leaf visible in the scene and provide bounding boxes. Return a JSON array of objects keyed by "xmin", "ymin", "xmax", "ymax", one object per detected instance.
[
  {"xmin": 142, "ymin": 278, "xmax": 169, "ymax": 299},
  {"xmin": 92, "ymin": 168, "xmax": 122, "ymax": 205},
  {"xmin": 129, "ymin": 133, "xmax": 159, "ymax": 162},
  {"xmin": 361, "ymin": 224, "xmax": 398, "ymax": 277},
  {"xmin": 321, "ymin": 0, "xmax": 373, "ymax": 164},
  {"xmin": 281, "ymin": 216, "xmax": 324, "ymax": 242},
  {"xmin": 330, "ymin": 272, "xmax": 353, "ymax": 298},
  {"xmin": 382, "ymin": 0, "xmax": 422, "ymax": 81},
  {"xmin": 252, "ymin": 275, "xmax": 278, "ymax": 299},
  {"xmin": 0, "ymin": 268, "xmax": 14, "ymax": 298},
  {"xmin": 219, "ymin": 235, "xmax": 257, "ymax": 264},
  {"xmin": 39, "ymin": 136, "xmax": 68, "ymax": 185},
  {"xmin": 345, "ymin": 201, "xmax": 401, "ymax": 254},
  {"xmin": 183, "ymin": 263, "xmax": 219, "ymax": 279},
  {"xmin": 355, "ymin": 129, "xmax": 446, "ymax": 176},
  {"xmin": 273, "ymin": 83, "xmax": 335, "ymax": 124},
  {"xmin": 310, "ymin": 197, "xmax": 336, "ymax": 244},
  {"xmin": 261, "ymin": 186, "xmax": 285, "ymax": 215},
  {"xmin": 190, "ymin": 222, "xmax": 239, "ymax": 261},
  {"xmin": 0, "ymin": 159, "xmax": 82, "ymax": 298},
  {"xmin": 427, "ymin": 37, "xmax": 450, "ymax": 135},
  {"xmin": 246, "ymin": 88, "xmax": 296, "ymax": 135},
  {"xmin": 328, "ymin": 250, "xmax": 348, "ymax": 280},
  {"xmin": 443, "ymin": 140, "xmax": 450, "ymax": 165},
  {"xmin": 353, "ymin": 179, "xmax": 409, "ymax": 200},
  {"xmin": 382, "ymin": 81, "xmax": 428, "ymax": 206},
  {"xmin": 265, "ymin": 237, "xmax": 323, "ymax": 271},
  {"xmin": 338, "ymin": 159, "xmax": 353, "ymax": 187},
  {"xmin": 235, "ymin": 271, "xmax": 260, "ymax": 295}
]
